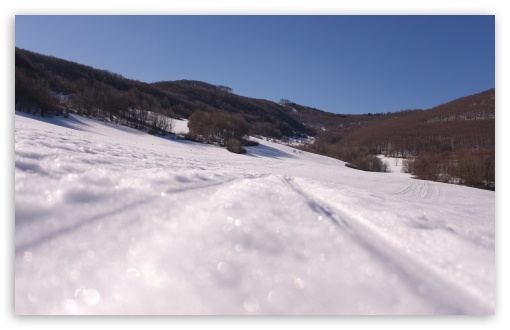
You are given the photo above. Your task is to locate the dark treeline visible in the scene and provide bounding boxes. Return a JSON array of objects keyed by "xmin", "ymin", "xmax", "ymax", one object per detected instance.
[
  {"xmin": 15, "ymin": 48, "xmax": 176, "ymax": 134},
  {"xmin": 15, "ymin": 47, "xmax": 314, "ymax": 139}
]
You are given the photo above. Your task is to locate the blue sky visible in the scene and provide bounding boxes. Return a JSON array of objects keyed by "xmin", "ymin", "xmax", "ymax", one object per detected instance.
[{"xmin": 15, "ymin": 15, "xmax": 494, "ymax": 115}]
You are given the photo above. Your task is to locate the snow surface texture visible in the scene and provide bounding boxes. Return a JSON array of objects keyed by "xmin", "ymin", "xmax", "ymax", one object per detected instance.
[{"xmin": 14, "ymin": 112, "xmax": 495, "ymax": 315}]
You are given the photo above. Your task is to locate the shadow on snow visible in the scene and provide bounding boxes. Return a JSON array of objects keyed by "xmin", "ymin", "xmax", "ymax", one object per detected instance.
[{"xmin": 244, "ymin": 143, "xmax": 297, "ymax": 159}]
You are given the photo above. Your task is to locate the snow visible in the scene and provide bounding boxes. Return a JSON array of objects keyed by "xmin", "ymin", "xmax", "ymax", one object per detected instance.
[
  {"xmin": 377, "ymin": 154, "xmax": 409, "ymax": 175},
  {"xmin": 14, "ymin": 112, "xmax": 495, "ymax": 315},
  {"xmin": 171, "ymin": 118, "xmax": 189, "ymax": 135}
]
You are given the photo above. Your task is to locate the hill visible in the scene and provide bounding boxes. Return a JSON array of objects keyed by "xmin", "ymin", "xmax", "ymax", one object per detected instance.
[
  {"xmin": 15, "ymin": 47, "xmax": 314, "ymax": 139},
  {"xmin": 153, "ymin": 80, "xmax": 313, "ymax": 138},
  {"xmin": 293, "ymin": 89, "xmax": 495, "ymax": 189},
  {"xmin": 15, "ymin": 47, "xmax": 495, "ymax": 189}
]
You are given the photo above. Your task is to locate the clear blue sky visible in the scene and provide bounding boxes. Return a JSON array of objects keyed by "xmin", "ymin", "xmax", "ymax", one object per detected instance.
[{"xmin": 15, "ymin": 15, "xmax": 494, "ymax": 115}]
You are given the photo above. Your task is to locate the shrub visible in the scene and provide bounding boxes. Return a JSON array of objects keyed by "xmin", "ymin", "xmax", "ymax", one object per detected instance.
[
  {"xmin": 453, "ymin": 150, "xmax": 495, "ymax": 189},
  {"xmin": 227, "ymin": 138, "xmax": 246, "ymax": 154},
  {"xmin": 407, "ymin": 150, "xmax": 494, "ymax": 189},
  {"xmin": 412, "ymin": 153, "xmax": 447, "ymax": 181}
]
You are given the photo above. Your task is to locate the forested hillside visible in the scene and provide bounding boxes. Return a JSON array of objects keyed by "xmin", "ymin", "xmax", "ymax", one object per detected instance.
[
  {"xmin": 15, "ymin": 48, "xmax": 179, "ymax": 134},
  {"xmin": 153, "ymin": 80, "xmax": 313, "ymax": 138},
  {"xmin": 15, "ymin": 47, "xmax": 313, "ymax": 139},
  {"xmin": 14, "ymin": 47, "xmax": 495, "ymax": 189},
  {"xmin": 294, "ymin": 89, "xmax": 495, "ymax": 189}
]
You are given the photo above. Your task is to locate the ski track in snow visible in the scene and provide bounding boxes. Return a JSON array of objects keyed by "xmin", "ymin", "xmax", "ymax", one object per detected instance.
[
  {"xmin": 394, "ymin": 180, "xmax": 445, "ymax": 203},
  {"xmin": 14, "ymin": 113, "xmax": 495, "ymax": 315},
  {"xmin": 282, "ymin": 177, "xmax": 491, "ymax": 314}
]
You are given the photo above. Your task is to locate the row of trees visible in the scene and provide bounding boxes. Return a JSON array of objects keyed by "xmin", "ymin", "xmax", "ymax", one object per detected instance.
[
  {"xmin": 176, "ymin": 80, "xmax": 233, "ymax": 93},
  {"xmin": 402, "ymin": 150, "xmax": 495, "ymax": 189},
  {"xmin": 187, "ymin": 110, "xmax": 250, "ymax": 153},
  {"xmin": 298, "ymin": 140, "xmax": 388, "ymax": 172}
]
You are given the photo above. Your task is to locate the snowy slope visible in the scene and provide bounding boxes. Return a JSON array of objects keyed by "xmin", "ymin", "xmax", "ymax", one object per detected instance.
[{"xmin": 14, "ymin": 112, "xmax": 495, "ymax": 315}]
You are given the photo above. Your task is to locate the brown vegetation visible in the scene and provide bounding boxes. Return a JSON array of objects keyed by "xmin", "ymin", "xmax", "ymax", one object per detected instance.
[
  {"xmin": 15, "ymin": 47, "xmax": 495, "ymax": 189},
  {"xmin": 15, "ymin": 47, "xmax": 313, "ymax": 139},
  {"xmin": 404, "ymin": 150, "xmax": 495, "ymax": 189},
  {"xmin": 291, "ymin": 89, "xmax": 495, "ymax": 189},
  {"xmin": 187, "ymin": 110, "xmax": 248, "ymax": 153}
]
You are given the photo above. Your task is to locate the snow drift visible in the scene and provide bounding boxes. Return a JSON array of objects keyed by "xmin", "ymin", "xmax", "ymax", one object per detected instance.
[{"xmin": 14, "ymin": 112, "xmax": 495, "ymax": 315}]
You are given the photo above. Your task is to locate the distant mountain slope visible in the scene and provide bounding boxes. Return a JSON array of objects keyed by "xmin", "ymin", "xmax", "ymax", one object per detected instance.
[
  {"xmin": 298, "ymin": 89, "xmax": 495, "ymax": 189},
  {"xmin": 336, "ymin": 88, "xmax": 495, "ymax": 155},
  {"xmin": 152, "ymin": 80, "xmax": 314, "ymax": 138}
]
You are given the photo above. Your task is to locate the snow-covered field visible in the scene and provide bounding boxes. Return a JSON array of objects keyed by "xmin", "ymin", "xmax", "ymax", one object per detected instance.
[{"xmin": 14, "ymin": 112, "xmax": 495, "ymax": 315}]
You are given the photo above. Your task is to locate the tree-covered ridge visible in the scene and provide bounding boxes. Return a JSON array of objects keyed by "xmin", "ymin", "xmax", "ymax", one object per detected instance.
[
  {"xmin": 295, "ymin": 89, "xmax": 495, "ymax": 189},
  {"xmin": 15, "ymin": 47, "xmax": 315, "ymax": 139},
  {"xmin": 153, "ymin": 80, "xmax": 314, "ymax": 138}
]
